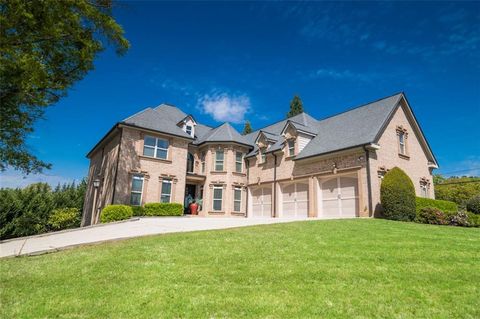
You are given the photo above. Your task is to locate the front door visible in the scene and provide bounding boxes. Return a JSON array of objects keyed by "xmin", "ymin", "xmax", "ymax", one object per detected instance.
[{"xmin": 185, "ymin": 184, "xmax": 196, "ymax": 213}]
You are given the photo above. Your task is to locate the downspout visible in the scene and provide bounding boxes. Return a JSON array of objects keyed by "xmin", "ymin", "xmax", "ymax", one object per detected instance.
[
  {"xmin": 245, "ymin": 159, "xmax": 249, "ymax": 218},
  {"xmin": 111, "ymin": 127, "xmax": 123, "ymax": 205},
  {"xmin": 364, "ymin": 147, "xmax": 373, "ymax": 217},
  {"xmin": 273, "ymin": 153, "xmax": 277, "ymax": 218}
]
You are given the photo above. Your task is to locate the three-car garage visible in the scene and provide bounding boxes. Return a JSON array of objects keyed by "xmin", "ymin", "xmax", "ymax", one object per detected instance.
[{"xmin": 248, "ymin": 173, "xmax": 360, "ymax": 219}]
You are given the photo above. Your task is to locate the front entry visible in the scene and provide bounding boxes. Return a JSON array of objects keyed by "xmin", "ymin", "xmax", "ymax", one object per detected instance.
[
  {"xmin": 185, "ymin": 184, "xmax": 196, "ymax": 214},
  {"xmin": 319, "ymin": 174, "xmax": 359, "ymax": 218}
]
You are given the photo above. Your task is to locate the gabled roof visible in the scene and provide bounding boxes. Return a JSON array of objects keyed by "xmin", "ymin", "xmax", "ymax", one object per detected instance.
[
  {"xmin": 194, "ymin": 122, "xmax": 251, "ymax": 147},
  {"xmin": 280, "ymin": 120, "xmax": 317, "ymax": 136},
  {"xmin": 295, "ymin": 93, "xmax": 404, "ymax": 160}
]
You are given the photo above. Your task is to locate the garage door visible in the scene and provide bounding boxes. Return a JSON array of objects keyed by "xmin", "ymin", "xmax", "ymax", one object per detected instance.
[
  {"xmin": 251, "ymin": 186, "xmax": 272, "ymax": 217},
  {"xmin": 320, "ymin": 175, "xmax": 358, "ymax": 218},
  {"xmin": 281, "ymin": 181, "xmax": 309, "ymax": 218}
]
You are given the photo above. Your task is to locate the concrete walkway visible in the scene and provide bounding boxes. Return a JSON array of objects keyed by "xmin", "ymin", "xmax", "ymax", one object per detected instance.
[{"xmin": 0, "ymin": 217, "xmax": 310, "ymax": 258}]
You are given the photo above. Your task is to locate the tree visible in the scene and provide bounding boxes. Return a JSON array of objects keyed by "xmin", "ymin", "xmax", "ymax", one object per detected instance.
[
  {"xmin": 0, "ymin": 0, "xmax": 130, "ymax": 174},
  {"xmin": 286, "ymin": 95, "xmax": 304, "ymax": 118},
  {"xmin": 242, "ymin": 120, "xmax": 253, "ymax": 135}
]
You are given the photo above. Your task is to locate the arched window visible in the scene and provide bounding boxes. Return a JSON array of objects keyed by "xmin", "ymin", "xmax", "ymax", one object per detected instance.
[{"xmin": 187, "ymin": 153, "xmax": 194, "ymax": 173}]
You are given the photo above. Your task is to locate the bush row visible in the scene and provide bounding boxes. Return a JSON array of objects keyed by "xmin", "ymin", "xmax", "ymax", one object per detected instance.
[
  {"xmin": 415, "ymin": 207, "xmax": 479, "ymax": 227},
  {"xmin": 100, "ymin": 203, "xmax": 183, "ymax": 223},
  {"xmin": 415, "ymin": 197, "xmax": 457, "ymax": 213}
]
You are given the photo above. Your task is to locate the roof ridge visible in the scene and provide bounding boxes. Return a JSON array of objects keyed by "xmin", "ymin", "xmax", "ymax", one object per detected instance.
[
  {"xmin": 246, "ymin": 111, "xmax": 316, "ymax": 137},
  {"xmin": 316, "ymin": 92, "xmax": 404, "ymax": 123},
  {"xmin": 121, "ymin": 107, "xmax": 153, "ymax": 122}
]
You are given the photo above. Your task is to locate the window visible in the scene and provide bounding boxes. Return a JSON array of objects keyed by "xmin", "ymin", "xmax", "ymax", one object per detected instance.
[
  {"xmin": 233, "ymin": 187, "xmax": 242, "ymax": 212},
  {"xmin": 143, "ymin": 136, "xmax": 169, "ymax": 160},
  {"xmin": 420, "ymin": 179, "xmax": 430, "ymax": 198},
  {"xmin": 397, "ymin": 127, "xmax": 408, "ymax": 156},
  {"xmin": 130, "ymin": 174, "xmax": 144, "ymax": 206},
  {"xmin": 201, "ymin": 152, "xmax": 206, "ymax": 173},
  {"xmin": 288, "ymin": 139, "xmax": 295, "ymax": 157},
  {"xmin": 185, "ymin": 125, "xmax": 193, "ymax": 136},
  {"xmin": 215, "ymin": 150, "xmax": 224, "ymax": 171},
  {"xmin": 160, "ymin": 179, "xmax": 172, "ymax": 203},
  {"xmin": 260, "ymin": 149, "xmax": 266, "ymax": 164},
  {"xmin": 235, "ymin": 152, "xmax": 243, "ymax": 173},
  {"xmin": 187, "ymin": 153, "xmax": 194, "ymax": 173},
  {"xmin": 213, "ymin": 186, "xmax": 223, "ymax": 211}
]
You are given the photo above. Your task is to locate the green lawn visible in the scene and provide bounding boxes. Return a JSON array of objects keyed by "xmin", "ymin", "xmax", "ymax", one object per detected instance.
[{"xmin": 1, "ymin": 219, "xmax": 479, "ymax": 318}]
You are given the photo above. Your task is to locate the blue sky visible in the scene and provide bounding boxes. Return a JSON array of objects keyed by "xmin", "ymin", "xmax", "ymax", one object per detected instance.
[{"xmin": 1, "ymin": 1, "xmax": 479, "ymax": 188}]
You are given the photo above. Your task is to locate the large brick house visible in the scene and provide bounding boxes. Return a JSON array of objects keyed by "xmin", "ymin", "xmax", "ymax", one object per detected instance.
[{"xmin": 81, "ymin": 92, "xmax": 438, "ymax": 225}]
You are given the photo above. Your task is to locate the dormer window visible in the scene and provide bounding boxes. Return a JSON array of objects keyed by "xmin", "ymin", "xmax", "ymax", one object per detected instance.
[
  {"xmin": 185, "ymin": 125, "xmax": 193, "ymax": 136},
  {"xmin": 287, "ymin": 139, "xmax": 295, "ymax": 157},
  {"xmin": 260, "ymin": 149, "xmax": 266, "ymax": 164}
]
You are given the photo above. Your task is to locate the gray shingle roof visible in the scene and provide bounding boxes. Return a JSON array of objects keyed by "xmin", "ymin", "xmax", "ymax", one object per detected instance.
[
  {"xmin": 194, "ymin": 122, "xmax": 251, "ymax": 146},
  {"xmin": 121, "ymin": 107, "xmax": 192, "ymax": 139},
  {"xmin": 115, "ymin": 93, "xmax": 413, "ymax": 162},
  {"xmin": 295, "ymin": 93, "xmax": 403, "ymax": 160}
]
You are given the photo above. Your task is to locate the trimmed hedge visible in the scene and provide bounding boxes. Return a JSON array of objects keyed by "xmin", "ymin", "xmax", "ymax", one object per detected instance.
[
  {"xmin": 380, "ymin": 167, "xmax": 416, "ymax": 221},
  {"xmin": 466, "ymin": 196, "xmax": 480, "ymax": 214},
  {"xmin": 416, "ymin": 197, "xmax": 457, "ymax": 213},
  {"xmin": 131, "ymin": 205, "xmax": 145, "ymax": 217},
  {"xmin": 144, "ymin": 203, "xmax": 183, "ymax": 216},
  {"xmin": 415, "ymin": 207, "xmax": 448, "ymax": 225},
  {"xmin": 100, "ymin": 205, "xmax": 133, "ymax": 223},
  {"xmin": 48, "ymin": 207, "xmax": 80, "ymax": 231}
]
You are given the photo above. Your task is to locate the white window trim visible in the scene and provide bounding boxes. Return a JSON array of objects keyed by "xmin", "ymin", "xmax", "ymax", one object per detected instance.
[
  {"xmin": 185, "ymin": 125, "xmax": 193, "ymax": 136},
  {"xmin": 259, "ymin": 149, "xmax": 266, "ymax": 164},
  {"xmin": 288, "ymin": 139, "xmax": 295, "ymax": 157},
  {"xmin": 143, "ymin": 136, "xmax": 169, "ymax": 160},
  {"xmin": 233, "ymin": 187, "xmax": 242, "ymax": 212},
  {"xmin": 235, "ymin": 152, "xmax": 243, "ymax": 173},
  {"xmin": 160, "ymin": 179, "xmax": 172, "ymax": 203},
  {"xmin": 215, "ymin": 150, "xmax": 224, "ymax": 171},
  {"xmin": 213, "ymin": 185, "xmax": 223, "ymax": 211},
  {"xmin": 130, "ymin": 174, "xmax": 144, "ymax": 206}
]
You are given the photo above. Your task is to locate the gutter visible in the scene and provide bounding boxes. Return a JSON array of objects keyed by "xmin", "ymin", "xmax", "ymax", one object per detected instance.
[
  {"xmin": 111, "ymin": 127, "xmax": 123, "ymax": 205},
  {"xmin": 364, "ymin": 146, "xmax": 373, "ymax": 217},
  {"xmin": 273, "ymin": 153, "xmax": 278, "ymax": 218},
  {"xmin": 245, "ymin": 159, "xmax": 249, "ymax": 218}
]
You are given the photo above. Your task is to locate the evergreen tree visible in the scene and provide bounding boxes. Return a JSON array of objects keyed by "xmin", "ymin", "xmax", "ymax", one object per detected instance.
[
  {"xmin": 242, "ymin": 121, "xmax": 253, "ymax": 135},
  {"xmin": 286, "ymin": 95, "xmax": 304, "ymax": 118}
]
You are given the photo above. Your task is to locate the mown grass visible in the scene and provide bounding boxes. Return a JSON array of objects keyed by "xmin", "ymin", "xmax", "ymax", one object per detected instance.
[{"xmin": 1, "ymin": 219, "xmax": 479, "ymax": 318}]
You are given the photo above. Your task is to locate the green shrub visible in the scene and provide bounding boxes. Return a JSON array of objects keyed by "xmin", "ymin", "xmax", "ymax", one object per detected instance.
[
  {"xmin": 466, "ymin": 211, "xmax": 480, "ymax": 227},
  {"xmin": 466, "ymin": 196, "xmax": 480, "ymax": 214},
  {"xmin": 447, "ymin": 211, "xmax": 470, "ymax": 227},
  {"xmin": 415, "ymin": 197, "xmax": 457, "ymax": 213},
  {"xmin": 48, "ymin": 208, "xmax": 80, "ymax": 230},
  {"xmin": 100, "ymin": 205, "xmax": 133, "ymax": 223},
  {"xmin": 415, "ymin": 207, "xmax": 448, "ymax": 225},
  {"xmin": 143, "ymin": 203, "xmax": 183, "ymax": 216},
  {"xmin": 131, "ymin": 205, "xmax": 145, "ymax": 216},
  {"xmin": 380, "ymin": 167, "xmax": 416, "ymax": 221}
]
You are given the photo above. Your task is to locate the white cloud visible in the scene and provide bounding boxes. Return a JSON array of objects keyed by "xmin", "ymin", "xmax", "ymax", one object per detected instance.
[
  {"xmin": 198, "ymin": 93, "xmax": 250, "ymax": 124},
  {"xmin": 0, "ymin": 169, "xmax": 78, "ymax": 189}
]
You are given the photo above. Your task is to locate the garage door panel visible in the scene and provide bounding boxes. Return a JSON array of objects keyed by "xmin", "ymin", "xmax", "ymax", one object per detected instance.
[
  {"xmin": 341, "ymin": 198, "xmax": 358, "ymax": 217},
  {"xmin": 322, "ymin": 178, "xmax": 338, "ymax": 199},
  {"xmin": 296, "ymin": 201, "xmax": 309, "ymax": 216},
  {"xmin": 251, "ymin": 187, "xmax": 271, "ymax": 218},
  {"xmin": 295, "ymin": 183, "xmax": 309, "ymax": 201},
  {"xmin": 283, "ymin": 202, "xmax": 296, "ymax": 217},
  {"xmin": 320, "ymin": 175, "xmax": 359, "ymax": 218},
  {"xmin": 340, "ymin": 177, "xmax": 358, "ymax": 198}
]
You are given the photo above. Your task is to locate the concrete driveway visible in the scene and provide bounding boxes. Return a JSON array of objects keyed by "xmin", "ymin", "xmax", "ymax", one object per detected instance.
[{"xmin": 0, "ymin": 217, "xmax": 310, "ymax": 258}]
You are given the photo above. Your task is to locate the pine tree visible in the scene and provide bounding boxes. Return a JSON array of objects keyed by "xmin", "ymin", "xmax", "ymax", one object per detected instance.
[
  {"xmin": 286, "ymin": 95, "xmax": 304, "ymax": 118},
  {"xmin": 242, "ymin": 121, "xmax": 253, "ymax": 135}
]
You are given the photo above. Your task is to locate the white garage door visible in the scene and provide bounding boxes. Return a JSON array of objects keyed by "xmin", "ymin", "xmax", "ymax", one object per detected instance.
[
  {"xmin": 251, "ymin": 186, "xmax": 272, "ymax": 217},
  {"xmin": 281, "ymin": 181, "xmax": 309, "ymax": 218},
  {"xmin": 320, "ymin": 175, "xmax": 358, "ymax": 218}
]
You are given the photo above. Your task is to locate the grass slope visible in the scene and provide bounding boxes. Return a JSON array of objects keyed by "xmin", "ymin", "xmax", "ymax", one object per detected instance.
[{"xmin": 1, "ymin": 219, "xmax": 479, "ymax": 318}]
